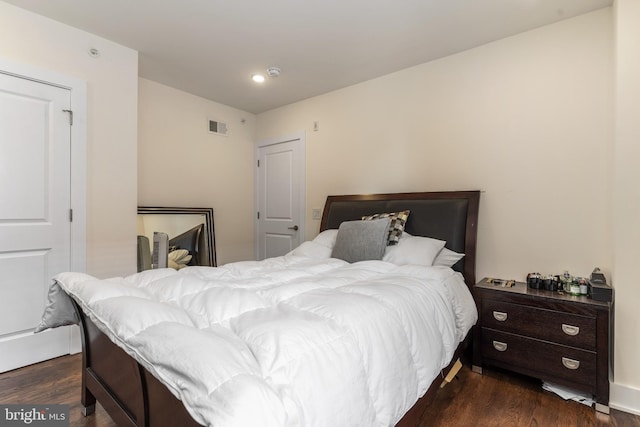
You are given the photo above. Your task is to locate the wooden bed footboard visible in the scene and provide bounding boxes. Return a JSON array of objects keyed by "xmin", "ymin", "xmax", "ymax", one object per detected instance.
[
  {"xmin": 72, "ymin": 298, "xmax": 201, "ymax": 427},
  {"xmin": 72, "ymin": 297, "xmax": 469, "ymax": 427}
]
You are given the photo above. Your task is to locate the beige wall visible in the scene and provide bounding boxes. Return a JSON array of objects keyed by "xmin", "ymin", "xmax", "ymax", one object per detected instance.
[
  {"xmin": 258, "ymin": 9, "xmax": 613, "ymax": 281},
  {"xmin": 0, "ymin": 2, "xmax": 138, "ymax": 278},
  {"xmin": 137, "ymin": 79, "xmax": 256, "ymax": 264},
  {"xmin": 612, "ymin": 0, "xmax": 640, "ymax": 410}
]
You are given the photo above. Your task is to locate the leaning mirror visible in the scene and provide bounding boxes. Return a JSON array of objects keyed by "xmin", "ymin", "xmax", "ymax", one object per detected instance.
[{"xmin": 137, "ymin": 207, "xmax": 216, "ymax": 271}]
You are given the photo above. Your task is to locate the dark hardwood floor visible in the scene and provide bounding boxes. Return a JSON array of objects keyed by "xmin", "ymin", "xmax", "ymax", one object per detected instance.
[
  {"xmin": 0, "ymin": 354, "xmax": 116, "ymax": 427},
  {"xmin": 421, "ymin": 363, "xmax": 640, "ymax": 427},
  {"xmin": 1, "ymin": 354, "xmax": 639, "ymax": 426}
]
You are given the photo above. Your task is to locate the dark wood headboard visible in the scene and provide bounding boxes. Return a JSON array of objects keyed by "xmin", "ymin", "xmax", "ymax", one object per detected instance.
[{"xmin": 320, "ymin": 191, "xmax": 480, "ymax": 288}]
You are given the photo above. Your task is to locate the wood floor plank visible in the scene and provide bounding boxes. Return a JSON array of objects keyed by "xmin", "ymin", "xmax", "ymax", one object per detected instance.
[{"xmin": 1, "ymin": 354, "xmax": 639, "ymax": 426}]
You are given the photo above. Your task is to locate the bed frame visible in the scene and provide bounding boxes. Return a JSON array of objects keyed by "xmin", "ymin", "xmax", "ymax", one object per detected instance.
[{"xmin": 73, "ymin": 190, "xmax": 480, "ymax": 427}]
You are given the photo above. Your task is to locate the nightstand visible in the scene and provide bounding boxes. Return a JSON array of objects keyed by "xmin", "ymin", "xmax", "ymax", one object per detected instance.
[{"xmin": 472, "ymin": 278, "xmax": 612, "ymax": 413}]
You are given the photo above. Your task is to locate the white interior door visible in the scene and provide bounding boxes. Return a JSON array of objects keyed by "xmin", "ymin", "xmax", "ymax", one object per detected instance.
[
  {"xmin": 256, "ymin": 134, "xmax": 306, "ymax": 260},
  {"xmin": 0, "ymin": 71, "xmax": 73, "ymax": 372}
]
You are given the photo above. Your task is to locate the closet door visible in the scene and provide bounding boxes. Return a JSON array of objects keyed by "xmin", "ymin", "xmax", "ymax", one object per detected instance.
[
  {"xmin": 256, "ymin": 135, "xmax": 306, "ymax": 259},
  {"xmin": 0, "ymin": 71, "xmax": 72, "ymax": 372}
]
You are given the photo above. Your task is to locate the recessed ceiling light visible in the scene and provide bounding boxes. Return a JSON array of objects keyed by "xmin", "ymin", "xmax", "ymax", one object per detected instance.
[{"xmin": 252, "ymin": 74, "xmax": 265, "ymax": 83}]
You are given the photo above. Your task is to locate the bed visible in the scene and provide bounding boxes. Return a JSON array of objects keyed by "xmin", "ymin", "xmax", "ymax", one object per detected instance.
[{"xmin": 39, "ymin": 190, "xmax": 480, "ymax": 427}]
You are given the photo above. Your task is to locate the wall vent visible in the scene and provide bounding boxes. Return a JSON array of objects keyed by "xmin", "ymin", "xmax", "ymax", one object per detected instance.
[{"xmin": 208, "ymin": 119, "xmax": 228, "ymax": 136}]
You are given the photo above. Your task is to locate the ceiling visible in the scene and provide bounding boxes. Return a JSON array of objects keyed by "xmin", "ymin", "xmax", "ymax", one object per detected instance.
[{"xmin": 5, "ymin": 0, "xmax": 612, "ymax": 114}]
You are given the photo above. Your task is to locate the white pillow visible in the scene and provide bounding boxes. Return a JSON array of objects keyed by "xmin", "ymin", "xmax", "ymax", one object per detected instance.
[
  {"xmin": 311, "ymin": 229, "xmax": 339, "ymax": 249},
  {"xmin": 287, "ymin": 241, "xmax": 332, "ymax": 259},
  {"xmin": 433, "ymin": 247, "xmax": 465, "ymax": 268},
  {"xmin": 383, "ymin": 234, "xmax": 446, "ymax": 266}
]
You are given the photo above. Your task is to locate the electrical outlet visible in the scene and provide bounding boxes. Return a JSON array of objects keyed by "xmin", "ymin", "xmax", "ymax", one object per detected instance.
[{"xmin": 312, "ymin": 208, "xmax": 322, "ymax": 220}]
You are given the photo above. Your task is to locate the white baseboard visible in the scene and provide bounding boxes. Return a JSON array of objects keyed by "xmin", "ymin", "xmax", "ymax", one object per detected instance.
[
  {"xmin": 610, "ymin": 382, "xmax": 640, "ymax": 415},
  {"xmin": 0, "ymin": 328, "xmax": 70, "ymax": 373}
]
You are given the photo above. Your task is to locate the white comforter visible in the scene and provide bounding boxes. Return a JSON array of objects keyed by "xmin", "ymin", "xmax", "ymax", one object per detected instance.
[{"xmin": 52, "ymin": 254, "xmax": 477, "ymax": 427}]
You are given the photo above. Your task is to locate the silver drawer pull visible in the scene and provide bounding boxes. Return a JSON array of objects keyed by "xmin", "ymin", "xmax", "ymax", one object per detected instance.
[
  {"xmin": 492, "ymin": 341, "xmax": 508, "ymax": 352},
  {"xmin": 562, "ymin": 357, "xmax": 580, "ymax": 370},
  {"xmin": 493, "ymin": 311, "xmax": 508, "ymax": 322},
  {"xmin": 562, "ymin": 324, "xmax": 580, "ymax": 336}
]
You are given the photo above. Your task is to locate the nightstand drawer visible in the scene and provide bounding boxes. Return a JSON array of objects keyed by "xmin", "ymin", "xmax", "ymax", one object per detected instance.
[
  {"xmin": 482, "ymin": 299, "xmax": 596, "ymax": 350},
  {"xmin": 481, "ymin": 329, "xmax": 596, "ymax": 388}
]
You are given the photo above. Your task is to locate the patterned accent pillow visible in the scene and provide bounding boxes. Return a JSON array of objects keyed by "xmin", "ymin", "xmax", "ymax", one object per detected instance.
[{"xmin": 362, "ymin": 210, "xmax": 410, "ymax": 245}]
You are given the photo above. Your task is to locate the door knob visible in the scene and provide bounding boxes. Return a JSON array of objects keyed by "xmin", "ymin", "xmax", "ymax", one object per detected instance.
[{"xmin": 288, "ymin": 225, "xmax": 299, "ymax": 231}]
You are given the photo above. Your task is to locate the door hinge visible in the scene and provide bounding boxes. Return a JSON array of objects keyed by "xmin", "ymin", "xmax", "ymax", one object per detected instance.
[
  {"xmin": 69, "ymin": 209, "xmax": 73, "ymax": 222},
  {"xmin": 257, "ymin": 211, "xmax": 260, "ymax": 219},
  {"xmin": 257, "ymin": 160, "xmax": 260, "ymax": 167},
  {"xmin": 63, "ymin": 109, "xmax": 74, "ymax": 126}
]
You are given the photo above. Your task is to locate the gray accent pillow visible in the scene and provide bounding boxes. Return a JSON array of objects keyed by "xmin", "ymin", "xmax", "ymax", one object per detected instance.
[{"xmin": 331, "ymin": 217, "xmax": 391, "ymax": 263}]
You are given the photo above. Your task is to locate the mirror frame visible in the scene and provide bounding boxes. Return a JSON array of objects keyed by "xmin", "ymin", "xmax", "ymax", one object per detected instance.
[{"xmin": 138, "ymin": 206, "xmax": 217, "ymax": 267}]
